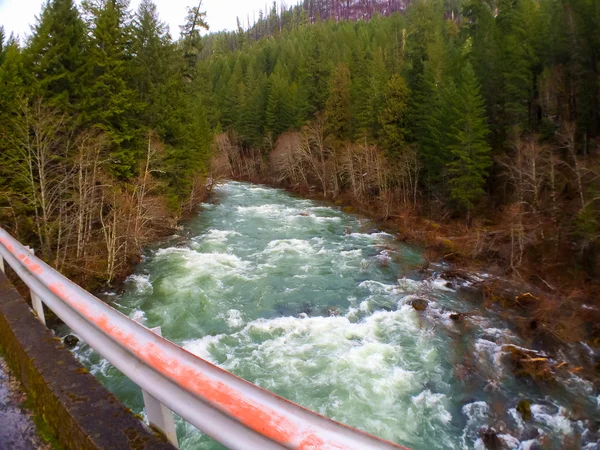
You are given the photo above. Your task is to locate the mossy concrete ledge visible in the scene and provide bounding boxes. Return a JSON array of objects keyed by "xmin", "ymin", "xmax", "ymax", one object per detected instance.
[{"xmin": 0, "ymin": 271, "xmax": 175, "ymax": 450}]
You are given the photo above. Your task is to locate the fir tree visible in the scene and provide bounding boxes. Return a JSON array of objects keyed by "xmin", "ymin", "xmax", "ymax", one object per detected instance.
[
  {"xmin": 26, "ymin": 0, "xmax": 87, "ymax": 112},
  {"xmin": 324, "ymin": 62, "xmax": 352, "ymax": 141},
  {"xmin": 81, "ymin": 0, "xmax": 142, "ymax": 179},
  {"xmin": 180, "ymin": 0, "xmax": 209, "ymax": 80},
  {"xmin": 379, "ymin": 74, "xmax": 410, "ymax": 158},
  {"xmin": 446, "ymin": 62, "xmax": 492, "ymax": 212}
]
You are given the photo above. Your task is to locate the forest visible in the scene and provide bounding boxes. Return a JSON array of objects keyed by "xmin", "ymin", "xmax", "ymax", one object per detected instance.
[
  {"xmin": 201, "ymin": 0, "xmax": 600, "ymax": 299},
  {"xmin": 1, "ymin": 0, "xmax": 599, "ymax": 301},
  {"xmin": 0, "ymin": 0, "xmax": 214, "ymax": 286}
]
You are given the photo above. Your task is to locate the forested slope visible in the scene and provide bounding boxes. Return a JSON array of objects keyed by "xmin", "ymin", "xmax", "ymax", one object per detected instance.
[
  {"xmin": 0, "ymin": 0, "xmax": 214, "ymax": 286},
  {"xmin": 200, "ymin": 0, "xmax": 600, "ymax": 293},
  {"xmin": 1, "ymin": 0, "xmax": 599, "ymax": 298}
]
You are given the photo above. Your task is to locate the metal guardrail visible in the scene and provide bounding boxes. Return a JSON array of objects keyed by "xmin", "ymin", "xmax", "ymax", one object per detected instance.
[{"xmin": 0, "ymin": 227, "xmax": 408, "ymax": 450}]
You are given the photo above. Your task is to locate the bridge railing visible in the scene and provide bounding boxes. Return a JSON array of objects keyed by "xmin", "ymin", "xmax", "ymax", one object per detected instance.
[{"xmin": 0, "ymin": 227, "xmax": 407, "ymax": 450}]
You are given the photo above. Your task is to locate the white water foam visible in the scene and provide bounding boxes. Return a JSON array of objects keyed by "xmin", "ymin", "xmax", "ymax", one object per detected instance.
[
  {"xmin": 530, "ymin": 405, "xmax": 573, "ymax": 435},
  {"xmin": 182, "ymin": 308, "xmax": 451, "ymax": 445},
  {"xmin": 125, "ymin": 274, "xmax": 153, "ymax": 295}
]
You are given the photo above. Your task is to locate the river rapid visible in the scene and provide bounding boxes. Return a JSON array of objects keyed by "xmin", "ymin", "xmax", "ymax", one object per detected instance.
[{"xmin": 68, "ymin": 181, "xmax": 599, "ymax": 449}]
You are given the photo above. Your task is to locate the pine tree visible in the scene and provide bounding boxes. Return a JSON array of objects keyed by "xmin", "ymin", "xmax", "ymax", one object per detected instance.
[
  {"xmin": 324, "ymin": 62, "xmax": 352, "ymax": 141},
  {"xmin": 131, "ymin": 0, "xmax": 177, "ymax": 132},
  {"xmin": 0, "ymin": 27, "xmax": 6, "ymax": 66},
  {"xmin": 0, "ymin": 39, "xmax": 27, "ymax": 224},
  {"xmin": 379, "ymin": 74, "xmax": 410, "ymax": 158},
  {"xmin": 25, "ymin": 0, "xmax": 87, "ymax": 112},
  {"xmin": 413, "ymin": 30, "xmax": 454, "ymax": 184},
  {"xmin": 238, "ymin": 65, "xmax": 267, "ymax": 147},
  {"xmin": 496, "ymin": 0, "xmax": 537, "ymax": 142},
  {"xmin": 81, "ymin": 0, "xmax": 142, "ymax": 179},
  {"xmin": 220, "ymin": 60, "xmax": 243, "ymax": 130},
  {"xmin": 180, "ymin": 0, "xmax": 209, "ymax": 80},
  {"xmin": 0, "ymin": 38, "xmax": 26, "ymax": 134},
  {"xmin": 265, "ymin": 70, "xmax": 297, "ymax": 138},
  {"xmin": 362, "ymin": 48, "xmax": 388, "ymax": 140},
  {"xmin": 446, "ymin": 62, "xmax": 492, "ymax": 212}
]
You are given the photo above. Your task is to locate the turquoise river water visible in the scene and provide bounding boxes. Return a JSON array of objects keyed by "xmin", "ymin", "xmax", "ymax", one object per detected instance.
[{"xmin": 68, "ymin": 181, "xmax": 599, "ymax": 449}]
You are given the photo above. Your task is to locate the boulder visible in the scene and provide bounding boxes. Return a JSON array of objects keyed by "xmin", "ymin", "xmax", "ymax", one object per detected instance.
[
  {"xmin": 517, "ymin": 399, "xmax": 532, "ymax": 421},
  {"xmin": 479, "ymin": 427, "xmax": 503, "ymax": 450},
  {"xmin": 64, "ymin": 335, "xmax": 79, "ymax": 348},
  {"xmin": 410, "ymin": 298, "xmax": 429, "ymax": 311}
]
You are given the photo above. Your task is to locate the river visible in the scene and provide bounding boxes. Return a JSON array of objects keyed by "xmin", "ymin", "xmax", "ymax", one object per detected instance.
[{"xmin": 68, "ymin": 181, "xmax": 599, "ymax": 449}]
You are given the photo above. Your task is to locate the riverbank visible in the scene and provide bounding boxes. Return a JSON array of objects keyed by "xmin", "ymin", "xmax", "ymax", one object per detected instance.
[
  {"xmin": 226, "ymin": 173, "xmax": 600, "ymax": 390},
  {"xmin": 70, "ymin": 181, "xmax": 600, "ymax": 449}
]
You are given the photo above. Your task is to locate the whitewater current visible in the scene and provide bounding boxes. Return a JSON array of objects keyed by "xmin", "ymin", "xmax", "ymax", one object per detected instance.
[{"xmin": 67, "ymin": 181, "xmax": 599, "ymax": 449}]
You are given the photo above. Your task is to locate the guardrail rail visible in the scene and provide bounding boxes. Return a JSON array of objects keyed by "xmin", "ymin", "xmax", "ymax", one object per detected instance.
[{"xmin": 0, "ymin": 227, "xmax": 408, "ymax": 450}]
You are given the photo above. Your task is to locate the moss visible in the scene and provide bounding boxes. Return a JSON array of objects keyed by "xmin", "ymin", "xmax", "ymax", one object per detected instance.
[
  {"xmin": 436, "ymin": 237, "xmax": 458, "ymax": 252},
  {"xmin": 410, "ymin": 298, "xmax": 429, "ymax": 311},
  {"xmin": 517, "ymin": 399, "xmax": 532, "ymax": 421},
  {"xmin": 75, "ymin": 367, "xmax": 89, "ymax": 375},
  {"xmin": 424, "ymin": 219, "xmax": 442, "ymax": 230},
  {"xmin": 34, "ymin": 411, "xmax": 64, "ymax": 449},
  {"xmin": 22, "ymin": 394, "xmax": 63, "ymax": 450}
]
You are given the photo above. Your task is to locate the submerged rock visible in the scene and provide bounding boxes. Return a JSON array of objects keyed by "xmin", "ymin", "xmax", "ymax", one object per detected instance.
[
  {"xmin": 479, "ymin": 427, "xmax": 503, "ymax": 450},
  {"xmin": 64, "ymin": 334, "xmax": 79, "ymax": 348},
  {"xmin": 504, "ymin": 345, "xmax": 554, "ymax": 382},
  {"xmin": 517, "ymin": 399, "xmax": 532, "ymax": 421},
  {"xmin": 410, "ymin": 298, "xmax": 429, "ymax": 311},
  {"xmin": 325, "ymin": 307, "xmax": 341, "ymax": 317}
]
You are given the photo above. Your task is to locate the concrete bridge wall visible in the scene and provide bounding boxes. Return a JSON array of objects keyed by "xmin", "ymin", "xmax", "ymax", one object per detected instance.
[{"xmin": 0, "ymin": 271, "xmax": 175, "ymax": 450}]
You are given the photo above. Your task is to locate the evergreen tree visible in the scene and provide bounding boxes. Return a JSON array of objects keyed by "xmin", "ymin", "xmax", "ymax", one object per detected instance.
[
  {"xmin": 238, "ymin": 66, "xmax": 267, "ymax": 147},
  {"xmin": 0, "ymin": 39, "xmax": 26, "ymax": 225},
  {"xmin": 265, "ymin": 70, "xmax": 297, "ymax": 138},
  {"xmin": 413, "ymin": 30, "xmax": 454, "ymax": 184},
  {"xmin": 82, "ymin": 0, "xmax": 141, "ymax": 179},
  {"xmin": 180, "ymin": 0, "xmax": 209, "ymax": 80},
  {"xmin": 379, "ymin": 74, "xmax": 410, "ymax": 158},
  {"xmin": 446, "ymin": 62, "xmax": 492, "ymax": 212},
  {"xmin": 0, "ymin": 27, "xmax": 6, "ymax": 66},
  {"xmin": 324, "ymin": 62, "xmax": 352, "ymax": 141},
  {"xmin": 360, "ymin": 48, "xmax": 388, "ymax": 140},
  {"xmin": 26, "ymin": 0, "xmax": 86, "ymax": 112},
  {"xmin": 131, "ymin": 0, "xmax": 176, "ymax": 132}
]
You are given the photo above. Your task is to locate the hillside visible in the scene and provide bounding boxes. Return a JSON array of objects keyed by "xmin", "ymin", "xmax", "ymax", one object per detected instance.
[{"xmin": 198, "ymin": 0, "xmax": 600, "ymax": 317}]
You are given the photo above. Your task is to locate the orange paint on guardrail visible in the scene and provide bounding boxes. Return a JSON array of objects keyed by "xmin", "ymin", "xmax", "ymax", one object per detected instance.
[
  {"xmin": 44, "ymin": 276, "xmax": 402, "ymax": 450},
  {"xmin": 17, "ymin": 253, "xmax": 43, "ymax": 275},
  {"xmin": 0, "ymin": 230, "xmax": 406, "ymax": 450},
  {"xmin": 64, "ymin": 292, "xmax": 348, "ymax": 449},
  {"xmin": 0, "ymin": 235, "xmax": 14, "ymax": 253}
]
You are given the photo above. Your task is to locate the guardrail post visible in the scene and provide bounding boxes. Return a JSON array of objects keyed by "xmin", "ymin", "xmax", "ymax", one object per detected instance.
[
  {"xmin": 25, "ymin": 247, "xmax": 45, "ymax": 326},
  {"xmin": 133, "ymin": 317, "xmax": 178, "ymax": 448}
]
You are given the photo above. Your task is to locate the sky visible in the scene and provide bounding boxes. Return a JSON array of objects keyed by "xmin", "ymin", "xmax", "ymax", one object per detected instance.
[{"xmin": 0, "ymin": 0, "xmax": 286, "ymax": 43}]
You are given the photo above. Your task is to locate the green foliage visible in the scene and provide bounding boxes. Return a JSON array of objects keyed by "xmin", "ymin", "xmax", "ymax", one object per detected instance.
[
  {"xmin": 379, "ymin": 74, "xmax": 410, "ymax": 158},
  {"xmin": 81, "ymin": 0, "xmax": 142, "ymax": 179},
  {"xmin": 324, "ymin": 62, "xmax": 352, "ymax": 141},
  {"xmin": 446, "ymin": 62, "xmax": 492, "ymax": 211},
  {"xmin": 575, "ymin": 204, "xmax": 600, "ymax": 242},
  {"xmin": 1, "ymin": 0, "xmax": 213, "ymax": 213},
  {"xmin": 265, "ymin": 69, "xmax": 298, "ymax": 139},
  {"xmin": 180, "ymin": 0, "xmax": 209, "ymax": 79},
  {"xmin": 2, "ymin": 0, "xmax": 599, "ymax": 254},
  {"xmin": 25, "ymin": 0, "xmax": 86, "ymax": 112}
]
